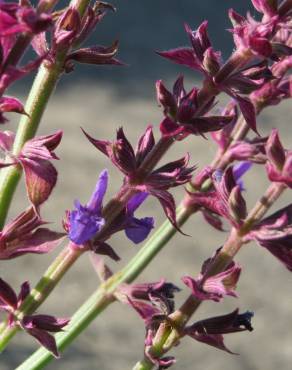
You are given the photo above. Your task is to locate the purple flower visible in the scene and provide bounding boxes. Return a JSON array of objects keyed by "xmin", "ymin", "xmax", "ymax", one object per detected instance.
[
  {"xmin": 229, "ymin": 4, "xmax": 292, "ymax": 59},
  {"xmin": 233, "ymin": 161, "xmax": 253, "ymax": 181},
  {"xmin": 124, "ymin": 192, "xmax": 154, "ymax": 244},
  {"xmin": 116, "ymin": 279, "xmax": 180, "ymax": 316},
  {"xmin": 21, "ymin": 315, "xmax": 69, "ymax": 358},
  {"xmin": 65, "ymin": 41, "xmax": 123, "ymax": 73},
  {"xmin": 0, "ymin": 57, "xmax": 43, "ymax": 97},
  {"xmin": 251, "ymin": 0, "xmax": 278, "ymax": 18},
  {"xmin": 232, "ymin": 161, "xmax": 253, "ymax": 191},
  {"xmin": 251, "ymin": 71, "xmax": 292, "ymax": 110},
  {"xmin": 229, "ymin": 9, "xmax": 274, "ymax": 58},
  {"xmin": 157, "ymin": 21, "xmax": 220, "ymax": 76},
  {"xmin": 0, "ymin": 4, "xmax": 48, "ymax": 121},
  {"xmin": 68, "ymin": 172, "xmax": 154, "ymax": 252},
  {"xmin": 69, "ymin": 170, "xmax": 108, "ymax": 245},
  {"xmin": 224, "ymin": 137, "xmax": 267, "ymax": 165},
  {"xmin": 115, "ymin": 279, "xmax": 179, "ymax": 368},
  {"xmin": 0, "ymin": 2, "xmax": 52, "ymax": 37},
  {"xmin": 0, "ymin": 96, "xmax": 27, "ymax": 123},
  {"xmin": 32, "ymin": 4, "xmax": 122, "ymax": 72},
  {"xmin": 184, "ymin": 308, "xmax": 254, "ymax": 354}
]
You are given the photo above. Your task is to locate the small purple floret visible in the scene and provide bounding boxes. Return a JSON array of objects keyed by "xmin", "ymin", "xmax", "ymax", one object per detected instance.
[
  {"xmin": 69, "ymin": 170, "xmax": 108, "ymax": 245},
  {"xmin": 233, "ymin": 161, "xmax": 252, "ymax": 190},
  {"xmin": 125, "ymin": 192, "xmax": 154, "ymax": 244}
]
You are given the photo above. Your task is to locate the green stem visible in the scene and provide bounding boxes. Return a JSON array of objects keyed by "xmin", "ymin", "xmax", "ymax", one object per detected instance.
[
  {"xmin": 0, "ymin": 63, "xmax": 61, "ymax": 228},
  {"xmin": 0, "ymin": 0, "xmax": 91, "ymax": 229},
  {"xmin": 0, "ymin": 0, "xmax": 91, "ymax": 342},
  {"xmin": 0, "ymin": 245, "xmax": 83, "ymax": 350},
  {"xmin": 19, "ymin": 245, "xmax": 83, "ymax": 317}
]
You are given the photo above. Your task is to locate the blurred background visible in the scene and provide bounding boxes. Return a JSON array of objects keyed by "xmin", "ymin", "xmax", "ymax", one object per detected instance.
[{"xmin": 2, "ymin": 1, "xmax": 292, "ymax": 369}]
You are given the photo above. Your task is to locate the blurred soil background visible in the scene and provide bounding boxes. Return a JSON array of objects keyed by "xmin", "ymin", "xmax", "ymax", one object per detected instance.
[{"xmin": 1, "ymin": 1, "xmax": 292, "ymax": 369}]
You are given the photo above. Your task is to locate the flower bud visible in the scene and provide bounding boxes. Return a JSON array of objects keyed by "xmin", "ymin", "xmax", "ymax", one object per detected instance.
[
  {"xmin": 228, "ymin": 185, "xmax": 247, "ymax": 222},
  {"xmin": 203, "ymin": 47, "xmax": 221, "ymax": 75},
  {"xmin": 156, "ymin": 80, "xmax": 177, "ymax": 118},
  {"xmin": 266, "ymin": 129, "xmax": 286, "ymax": 170}
]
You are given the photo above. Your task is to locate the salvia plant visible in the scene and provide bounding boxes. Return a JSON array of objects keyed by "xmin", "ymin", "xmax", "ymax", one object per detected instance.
[{"xmin": 0, "ymin": 0, "xmax": 291, "ymax": 369}]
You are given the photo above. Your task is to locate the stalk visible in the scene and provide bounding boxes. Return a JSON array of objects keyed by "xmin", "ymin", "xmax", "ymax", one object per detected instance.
[
  {"xmin": 0, "ymin": 0, "xmax": 91, "ymax": 344},
  {"xmin": 0, "ymin": 0, "xmax": 91, "ymax": 228}
]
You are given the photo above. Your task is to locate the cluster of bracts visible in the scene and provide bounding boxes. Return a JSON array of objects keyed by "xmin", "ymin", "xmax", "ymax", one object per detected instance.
[{"xmin": 0, "ymin": 0, "xmax": 291, "ymax": 368}]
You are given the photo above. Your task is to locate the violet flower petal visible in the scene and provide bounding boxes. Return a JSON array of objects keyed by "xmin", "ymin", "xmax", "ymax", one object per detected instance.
[
  {"xmin": 125, "ymin": 216, "xmax": 154, "ymax": 244},
  {"xmin": 233, "ymin": 161, "xmax": 252, "ymax": 190},
  {"xmin": 87, "ymin": 169, "xmax": 108, "ymax": 211},
  {"xmin": 233, "ymin": 161, "xmax": 252, "ymax": 181},
  {"xmin": 69, "ymin": 170, "xmax": 108, "ymax": 245},
  {"xmin": 126, "ymin": 192, "xmax": 148, "ymax": 214},
  {"xmin": 69, "ymin": 202, "xmax": 105, "ymax": 245}
]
